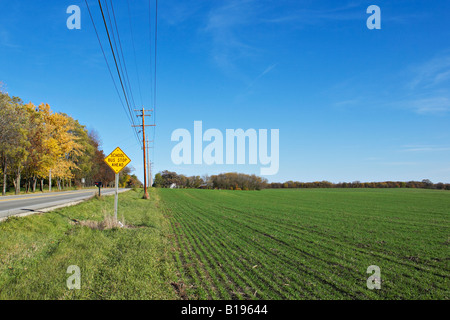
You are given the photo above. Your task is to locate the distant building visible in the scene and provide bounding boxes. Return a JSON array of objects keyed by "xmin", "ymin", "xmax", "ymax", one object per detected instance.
[{"xmin": 170, "ymin": 183, "xmax": 177, "ymax": 189}]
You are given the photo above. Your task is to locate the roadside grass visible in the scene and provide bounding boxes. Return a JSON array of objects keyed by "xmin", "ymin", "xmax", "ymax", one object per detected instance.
[{"xmin": 0, "ymin": 188, "xmax": 178, "ymax": 300}]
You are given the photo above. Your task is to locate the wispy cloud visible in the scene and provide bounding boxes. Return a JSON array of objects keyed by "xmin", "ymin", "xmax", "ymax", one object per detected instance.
[
  {"xmin": 379, "ymin": 161, "xmax": 419, "ymax": 166},
  {"xmin": 261, "ymin": 2, "xmax": 364, "ymax": 26},
  {"xmin": 396, "ymin": 54, "xmax": 450, "ymax": 114},
  {"xmin": 365, "ymin": 157, "xmax": 382, "ymax": 161},
  {"xmin": 262, "ymin": 2, "xmax": 425, "ymax": 27},
  {"xmin": 0, "ymin": 28, "xmax": 19, "ymax": 48},
  {"xmin": 400, "ymin": 145, "xmax": 450, "ymax": 152},
  {"xmin": 409, "ymin": 54, "xmax": 450, "ymax": 90},
  {"xmin": 204, "ymin": 0, "xmax": 260, "ymax": 73},
  {"xmin": 161, "ymin": 0, "xmax": 208, "ymax": 25},
  {"xmin": 359, "ymin": 55, "xmax": 450, "ymax": 115},
  {"xmin": 247, "ymin": 63, "xmax": 278, "ymax": 88},
  {"xmin": 234, "ymin": 63, "xmax": 278, "ymax": 102},
  {"xmin": 333, "ymin": 99, "xmax": 361, "ymax": 108},
  {"xmin": 407, "ymin": 96, "xmax": 450, "ymax": 114}
]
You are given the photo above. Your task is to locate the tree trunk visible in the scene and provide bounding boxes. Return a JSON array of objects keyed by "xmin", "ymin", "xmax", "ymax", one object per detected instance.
[
  {"xmin": 2, "ymin": 159, "xmax": 6, "ymax": 196},
  {"xmin": 15, "ymin": 171, "xmax": 21, "ymax": 195},
  {"xmin": 40, "ymin": 179, "xmax": 44, "ymax": 192},
  {"xmin": 32, "ymin": 177, "xmax": 37, "ymax": 193}
]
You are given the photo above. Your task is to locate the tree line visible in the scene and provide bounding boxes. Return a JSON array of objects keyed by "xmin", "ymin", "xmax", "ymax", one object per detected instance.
[
  {"xmin": 152, "ymin": 169, "xmax": 449, "ymax": 191},
  {"xmin": 0, "ymin": 89, "xmax": 141, "ymax": 195},
  {"xmin": 153, "ymin": 171, "xmax": 268, "ymax": 190},
  {"xmin": 269, "ymin": 179, "xmax": 450, "ymax": 190}
]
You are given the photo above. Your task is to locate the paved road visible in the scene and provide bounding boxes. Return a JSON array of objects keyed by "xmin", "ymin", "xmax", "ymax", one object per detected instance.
[{"xmin": 0, "ymin": 188, "xmax": 129, "ymax": 220}]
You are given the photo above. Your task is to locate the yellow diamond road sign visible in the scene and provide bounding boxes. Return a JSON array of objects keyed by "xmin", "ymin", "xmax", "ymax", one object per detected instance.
[{"xmin": 104, "ymin": 147, "xmax": 131, "ymax": 174}]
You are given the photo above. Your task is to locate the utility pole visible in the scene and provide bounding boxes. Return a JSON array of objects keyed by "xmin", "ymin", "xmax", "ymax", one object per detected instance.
[{"xmin": 133, "ymin": 108, "xmax": 155, "ymax": 199}]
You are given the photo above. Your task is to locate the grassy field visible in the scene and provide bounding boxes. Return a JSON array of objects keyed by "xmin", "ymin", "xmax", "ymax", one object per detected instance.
[
  {"xmin": 0, "ymin": 188, "xmax": 448, "ymax": 300},
  {"xmin": 161, "ymin": 188, "xmax": 449, "ymax": 300}
]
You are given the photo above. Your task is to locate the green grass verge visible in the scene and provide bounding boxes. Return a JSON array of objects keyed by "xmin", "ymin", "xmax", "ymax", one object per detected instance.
[{"xmin": 0, "ymin": 189, "xmax": 178, "ymax": 300}]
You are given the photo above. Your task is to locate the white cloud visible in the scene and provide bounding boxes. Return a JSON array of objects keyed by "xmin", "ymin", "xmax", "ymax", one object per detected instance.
[
  {"xmin": 0, "ymin": 28, "xmax": 18, "ymax": 48},
  {"xmin": 410, "ymin": 97, "xmax": 450, "ymax": 114},
  {"xmin": 261, "ymin": 3, "xmax": 363, "ymax": 26},
  {"xmin": 247, "ymin": 63, "xmax": 278, "ymax": 87},
  {"xmin": 393, "ymin": 55, "xmax": 450, "ymax": 115},
  {"xmin": 204, "ymin": 0, "xmax": 260, "ymax": 72},
  {"xmin": 379, "ymin": 162, "xmax": 419, "ymax": 166},
  {"xmin": 400, "ymin": 145, "xmax": 450, "ymax": 152},
  {"xmin": 160, "ymin": 0, "xmax": 208, "ymax": 25},
  {"xmin": 409, "ymin": 55, "xmax": 450, "ymax": 90}
]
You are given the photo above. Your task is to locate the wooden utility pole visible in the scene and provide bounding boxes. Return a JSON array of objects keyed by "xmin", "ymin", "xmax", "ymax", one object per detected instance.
[{"xmin": 133, "ymin": 108, "xmax": 155, "ymax": 199}]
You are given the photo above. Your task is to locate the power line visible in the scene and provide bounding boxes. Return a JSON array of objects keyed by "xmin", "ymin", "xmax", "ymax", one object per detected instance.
[
  {"xmin": 103, "ymin": 0, "xmax": 130, "ymax": 103},
  {"xmin": 84, "ymin": 0, "xmax": 140, "ymax": 144},
  {"xmin": 103, "ymin": 0, "xmax": 135, "ymax": 114},
  {"xmin": 148, "ymin": 0, "xmax": 154, "ymax": 112},
  {"xmin": 108, "ymin": 0, "xmax": 138, "ymax": 111},
  {"xmin": 151, "ymin": 0, "xmax": 158, "ymax": 165},
  {"xmin": 103, "ymin": 0, "xmax": 141, "ymax": 143},
  {"xmin": 86, "ymin": 0, "xmax": 159, "ymax": 184},
  {"xmin": 127, "ymin": 0, "xmax": 144, "ymax": 107},
  {"xmin": 97, "ymin": 0, "xmax": 141, "ymax": 143}
]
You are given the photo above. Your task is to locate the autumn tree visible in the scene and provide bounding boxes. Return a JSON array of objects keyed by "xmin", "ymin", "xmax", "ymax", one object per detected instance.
[
  {"xmin": 0, "ymin": 93, "xmax": 30, "ymax": 194},
  {"xmin": 0, "ymin": 87, "xmax": 115, "ymax": 194}
]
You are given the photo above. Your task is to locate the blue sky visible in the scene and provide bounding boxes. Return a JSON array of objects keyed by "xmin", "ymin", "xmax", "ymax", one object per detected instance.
[{"xmin": 1, "ymin": 0, "xmax": 450, "ymax": 183}]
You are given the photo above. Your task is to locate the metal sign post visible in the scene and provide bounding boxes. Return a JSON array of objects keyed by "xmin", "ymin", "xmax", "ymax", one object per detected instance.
[{"xmin": 114, "ymin": 173, "xmax": 119, "ymax": 221}]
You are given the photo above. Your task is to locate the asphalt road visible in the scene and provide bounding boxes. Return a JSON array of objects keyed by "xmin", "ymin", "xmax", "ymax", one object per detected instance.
[{"xmin": 0, "ymin": 188, "xmax": 129, "ymax": 220}]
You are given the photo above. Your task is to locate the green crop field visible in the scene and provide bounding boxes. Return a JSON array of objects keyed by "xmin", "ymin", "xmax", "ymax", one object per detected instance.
[{"xmin": 161, "ymin": 188, "xmax": 449, "ymax": 300}]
